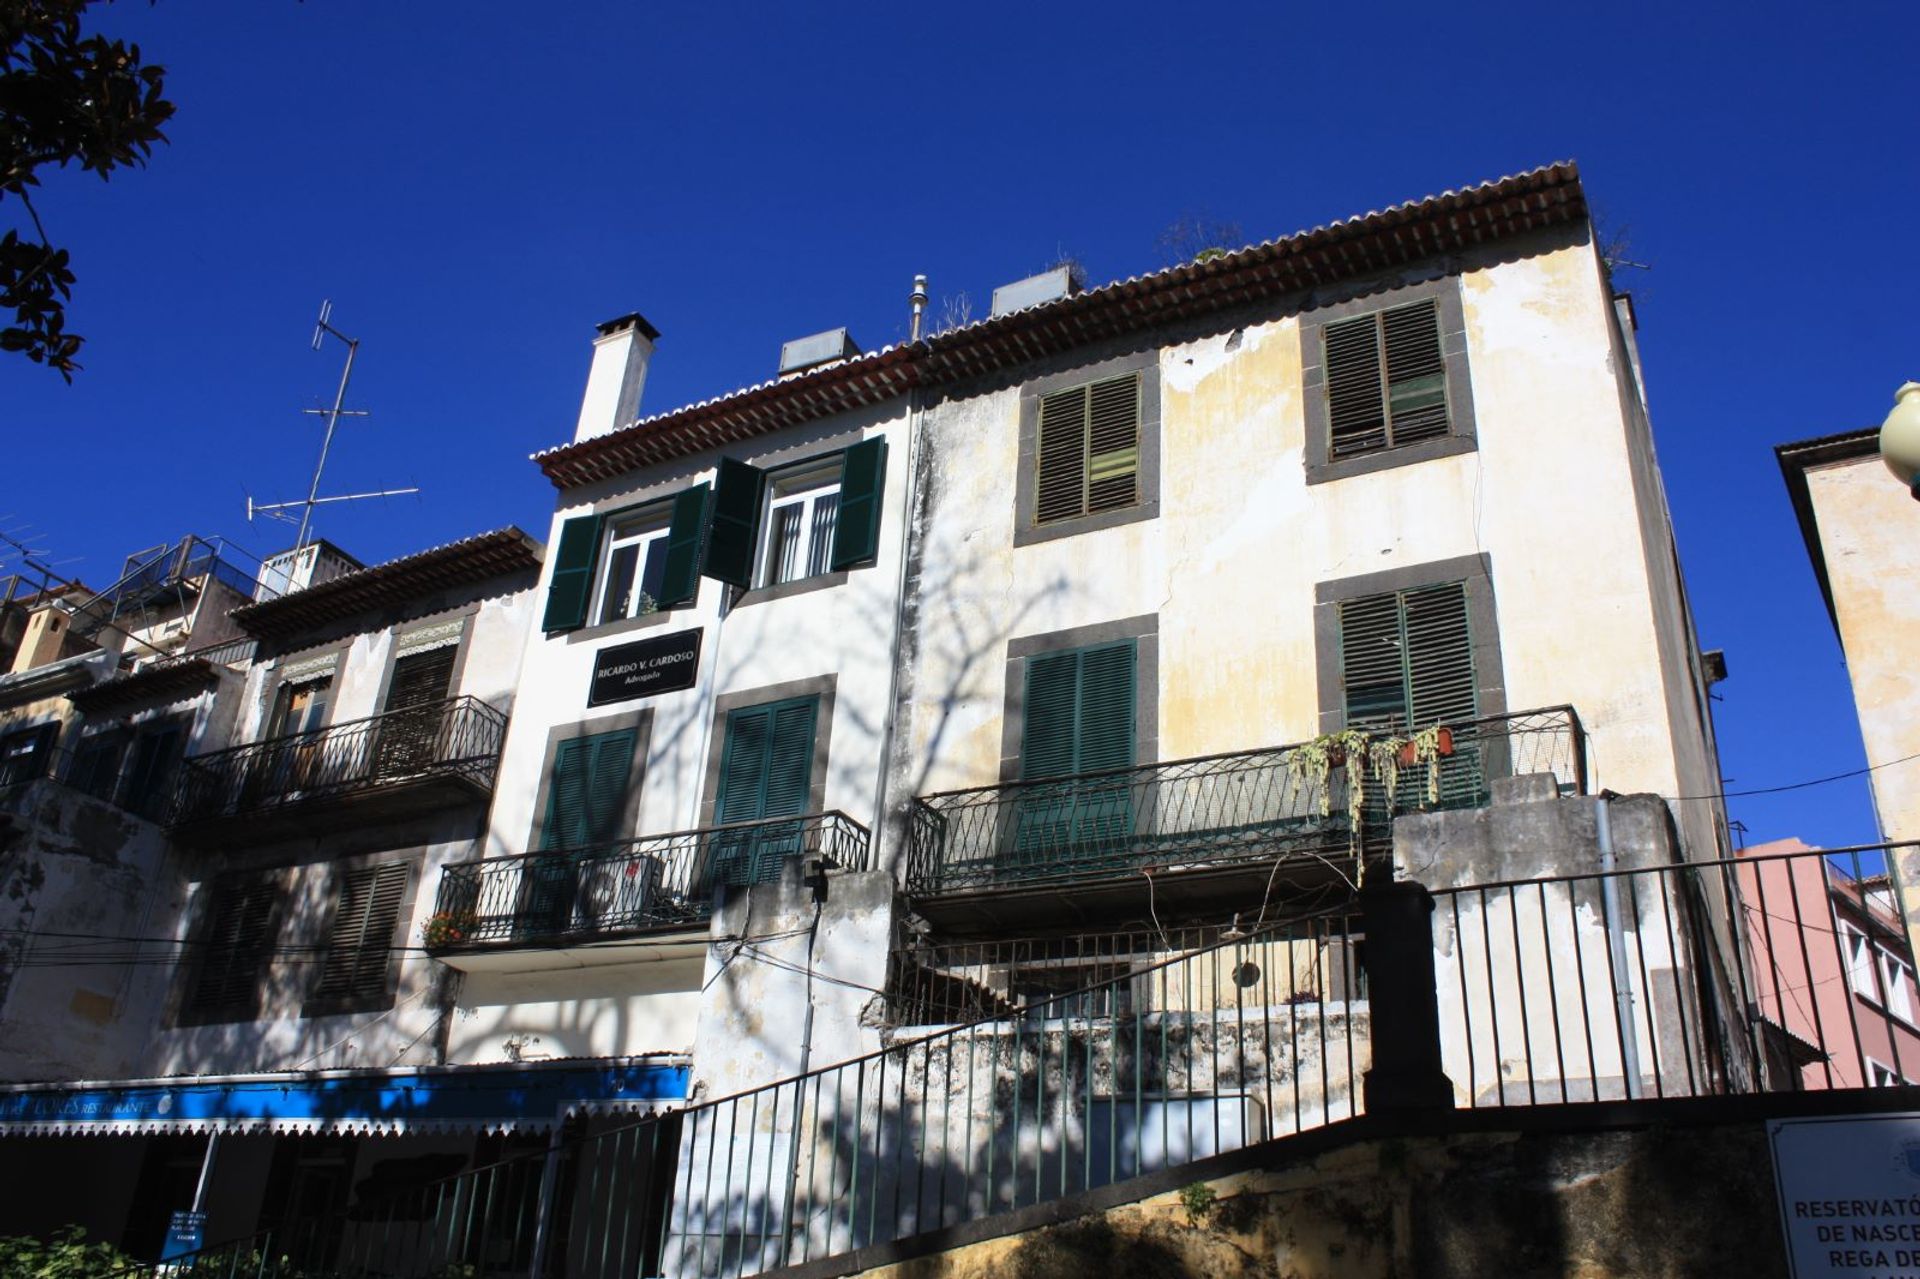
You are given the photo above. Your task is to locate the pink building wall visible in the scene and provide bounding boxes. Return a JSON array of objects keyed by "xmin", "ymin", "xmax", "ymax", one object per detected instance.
[{"xmin": 1737, "ymin": 838, "xmax": 1920, "ymax": 1089}]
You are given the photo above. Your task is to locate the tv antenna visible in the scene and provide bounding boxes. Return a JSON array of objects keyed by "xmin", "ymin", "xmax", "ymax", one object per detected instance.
[{"xmin": 247, "ymin": 300, "xmax": 419, "ymax": 549}]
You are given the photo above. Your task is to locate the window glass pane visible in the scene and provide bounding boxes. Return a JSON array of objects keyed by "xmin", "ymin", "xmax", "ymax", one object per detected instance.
[
  {"xmin": 806, "ymin": 494, "xmax": 839, "ymax": 579},
  {"xmin": 639, "ymin": 536, "xmax": 671, "ymax": 609},
  {"xmin": 769, "ymin": 503, "xmax": 803, "ymax": 585},
  {"xmin": 599, "ymin": 542, "xmax": 640, "ymax": 624}
]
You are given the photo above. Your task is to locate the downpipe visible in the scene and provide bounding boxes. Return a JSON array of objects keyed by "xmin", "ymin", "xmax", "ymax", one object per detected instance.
[{"xmin": 1597, "ymin": 793, "xmax": 1645, "ymax": 1100}]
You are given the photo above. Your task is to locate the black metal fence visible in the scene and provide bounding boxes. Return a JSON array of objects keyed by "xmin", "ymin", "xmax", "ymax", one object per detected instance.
[
  {"xmin": 431, "ymin": 812, "xmax": 874, "ymax": 948},
  {"xmin": 171, "ymin": 695, "xmax": 507, "ymax": 825},
  {"xmin": 1430, "ymin": 843, "xmax": 1920, "ymax": 1105},
  {"xmin": 123, "ymin": 901, "xmax": 1369, "ymax": 1279},
  {"xmin": 905, "ymin": 705, "xmax": 1587, "ymax": 896},
  {"xmin": 0, "ymin": 744, "xmax": 179, "ymax": 824}
]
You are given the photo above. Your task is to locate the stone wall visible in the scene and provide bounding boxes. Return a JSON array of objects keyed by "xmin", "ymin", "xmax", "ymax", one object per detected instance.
[{"xmin": 838, "ymin": 1116, "xmax": 1789, "ymax": 1279}]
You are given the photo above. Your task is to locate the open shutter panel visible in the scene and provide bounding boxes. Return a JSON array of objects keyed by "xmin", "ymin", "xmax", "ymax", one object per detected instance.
[
  {"xmin": 716, "ymin": 707, "xmax": 772, "ymax": 825},
  {"xmin": 704, "ymin": 458, "xmax": 766, "ymax": 588},
  {"xmin": 829, "ymin": 437, "xmax": 888, "ymax": 571},
  {"xmin": 1324, "ymin": 314, "xmax": 1388, "ymax": 458},
  {"xmin": 542, "ymin": 514, "xmax": 603, "ymax": 632},
  {"xmin": 1021, "ymin": 652, "xmax": 1080, "ymax": 781},
  {"xmin": 584, "ymin": 729, "xmax": 637, "ymax": 846},
  {"xmin": 656, "ymin": 483, "xmax": 711, "ymax": 608},
  {"xmin": 1085, "ymin": 375, "xmax": 1140, "ymax": 514},
  {"xmin": 1073, "ymin": 642, "xmax": 1136, "ymax": 774},
  {"xmin": 542, "ymin": 738, "xmax": 594, "ymax": 851},
  {"xmin": 1340, "ymin": 593, "xmax": 1410, "ymax": 731},
  {"xmin": 762, "ymin": 700, "xmax": 817, "ymax": 818},
  {"xmin": 1403, "ymin": 583, "xmax": 1476, "ymax": 728},
  {"xmin": 1383, "ymin": 301, "xmax": 1448, "ymax": 444}
]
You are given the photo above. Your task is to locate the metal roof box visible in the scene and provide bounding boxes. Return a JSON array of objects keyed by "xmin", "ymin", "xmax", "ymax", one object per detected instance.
[
  {"xmin": 778, "ymin": 328, "xmax": 862, "ymax": 377},
  {"xmin": 991, "ymin": 266, "xmax": 1080, "ymax": 318}
]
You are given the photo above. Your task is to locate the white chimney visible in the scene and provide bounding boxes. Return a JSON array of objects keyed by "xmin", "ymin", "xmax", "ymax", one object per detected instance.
[{"xmin": 574, "ymin": 312, "xmax": 659, "ymax": 442}]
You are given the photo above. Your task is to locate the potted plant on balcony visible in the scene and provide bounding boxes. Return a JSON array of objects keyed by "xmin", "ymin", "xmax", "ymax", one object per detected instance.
[{"xmin": 423, "ymin": 909, "xmax": 478, "ymax": 949}]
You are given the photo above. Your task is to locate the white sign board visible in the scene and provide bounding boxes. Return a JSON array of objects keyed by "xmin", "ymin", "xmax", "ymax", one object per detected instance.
[{"xmin": 1772, "ymin": 1114, "xmax": 1920, "ymax": 1278}]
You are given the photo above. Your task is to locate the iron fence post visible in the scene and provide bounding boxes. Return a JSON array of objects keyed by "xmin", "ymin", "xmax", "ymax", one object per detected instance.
[{"xmin": 1360, "ymin": 881, "xmax": 1454, "ymax": 1114}]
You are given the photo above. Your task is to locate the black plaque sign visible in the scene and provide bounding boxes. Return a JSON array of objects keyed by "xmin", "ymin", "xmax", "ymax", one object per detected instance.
[{"xmin": 588, "ymin": 629, "xmax": 703, "ymax": 706}]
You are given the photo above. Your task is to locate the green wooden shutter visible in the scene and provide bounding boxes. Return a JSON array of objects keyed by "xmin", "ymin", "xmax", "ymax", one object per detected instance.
[
  {"xmin": 542, "ymin": 514, "xmax": 603, "ymax": 632},
  {"xmin": 188, "ymin": 880, "xmax": 277, "ymax": 1018},
  {"xmin": 1338, "ymin": 592, "xmax": 1411, "ymax": 731},
  {"xmin": 829, "ymin": 437, "xmax": 888, "ymax": 571},
  {"xmin": 713, "ymin": 698, "xmax": 817, "ymax": 885},
  {"xmin": 1403, "ymin": 583, "xmax": 1477, "ymax": 726},
  {"xmin": 585, "ymin": 729, "xmax": 637, "ymax": 845},
  {"xmin": 1074, "ymin": 643, "xmax": 1136, "ymax": 773},
  {"xmin": 1325, "ymin": 300, "xmax": 1447, "ymax": 458},
  {"xmin": 1020, "ymin": 652, "xmax": 1080, "ymax": 781},
  {"xmin": 1325, "ymin": 314, "xmax": 1388, "ymax": 458},
  {"xmin": 314, "ymin": 863, "xmax": 409, "ymax": 1003},
  {"xmin": 1338, "ymin": 583, "xmax": 1476, "ymax": 732},
  {"xmin": 1383, "ymin": 301, "xmax": 1448, "ymax": 444},
  {"xmin": 1034, "ymin": 374, "xmax": 1140, "ymax": 525},
  {"xmin": 703, "ymin": 458, "xmax": 765, "ymax": 588},
  {"xmin": 762, "ymin": 700, "xmax": 817, "ymax": 818},
  {"xmin": 656, "ymin": 484, "xmax": 711, "ymax": 608},
  {"xmin": 541, "ymin": 728, "xmax": 636, "ymax": 851}
]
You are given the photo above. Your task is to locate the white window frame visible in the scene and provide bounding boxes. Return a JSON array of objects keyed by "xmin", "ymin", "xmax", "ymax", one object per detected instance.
[
  {"xmin": 1843, "ymin": 921, "xmax": 1876, "ymax": 1000},
  {"xmin": 593, "ymin": 505, "xmax": 674, "ymax": 626},
  {"xmin": 1867, "ymin": 1057, "xmax": 1907, "ymax": 1087},
  {"xmin": 1879, "ymin": 943, "xmax": 1918, "ymax": 1023},
  {"xmin": 754, "ymin": 460, "xmax": 842, "ymax": 589}
]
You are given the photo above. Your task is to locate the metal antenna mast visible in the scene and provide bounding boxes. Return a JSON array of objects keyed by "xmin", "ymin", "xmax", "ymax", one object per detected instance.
[{"xmin": 248, "ymin": 301, "xmax": 419, "ymax": 548}]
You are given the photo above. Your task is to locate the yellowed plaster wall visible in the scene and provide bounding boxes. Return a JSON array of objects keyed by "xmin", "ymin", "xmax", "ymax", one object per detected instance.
[
  {"xmin": 900, "ymin": 235, "xmax": 1699, "ymax": 839},
  {"xmin": 1805, "ymin": 453, "xmax": 1920, "ymax": 939}
]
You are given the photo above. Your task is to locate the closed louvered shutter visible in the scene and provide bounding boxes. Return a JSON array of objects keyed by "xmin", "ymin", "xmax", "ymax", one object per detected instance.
[
  {"xmin": 716, "ymin": 699, "xmax": 817, "ymax": 822},
  {"xmin": 187, "ymin": 880, "xmax": 278, "ymax": 1018},
  {"xmin": 541, "ymin": 729, "xmax": 636, "ymax": 851},
  {"xmin": 1034, "ymin": 373, "xmax": 1141, "ymax": 525},
  {"xmin": 829, "ymin": 437, "xmax": 888, "ymax": 571},
  {"xmin": 1020, "ymin": 643, "xmax": 1136, "ymax": 779},
  {"xmin": 704, "ymin": 458, "xmax": 766, "ymax": 588},
  {"xmin": 713, "ymin": 698, "xmax": 817, "ymax": 885},
  {"xmin": 314, "ymin": 863, "xmax": 409, "ymax": 1003},
  {"xmin": 1338, "ymin": 582, "xmax": 1476, "ymax": 732},
  {"xmin": 542, "ymin": 515, "xmax": 603, "ymax": 632},
  {"xmin": 1324, "ymin": 299, "xmax": 1449, "ymax": 459}
]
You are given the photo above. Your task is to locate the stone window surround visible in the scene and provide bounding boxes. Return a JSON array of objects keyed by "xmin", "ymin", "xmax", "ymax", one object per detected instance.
[
  {"xmin": 523, "ymin": 706, "xmax": 657, "ymax": 854},
  {"xmin": 257, "ymin": 637, "xmax": 355, "ymax": 740},
  {"xmin": 370, "ymin": 601, "xmax": 482, "ymax": 712},
  {"xmin": 1300, "ymin": 274, "xmax": 1478, "ymax": 486},
  {"xmin": 1012, "ymin": 348, "xmax": 1163, "ymax": 549},
  {"xmin": 696, "ymin": 674, "xmax": 838, "ymax": 828},
  {"xmin": 1311, "ymin": 553, "xmax": 1508, "ymax": 737},
  {"xmin": 998, "ymin": 615, "xmax": 1159, "ymax": 783}
]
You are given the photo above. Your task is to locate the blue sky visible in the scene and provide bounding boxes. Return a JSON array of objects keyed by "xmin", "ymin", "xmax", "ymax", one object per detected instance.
[{"xmin": 3, "ymin": 0, "xmax": 1915, "ymax": 849}]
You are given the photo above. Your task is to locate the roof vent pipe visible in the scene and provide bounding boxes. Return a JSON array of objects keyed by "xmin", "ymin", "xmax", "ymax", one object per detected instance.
[
  {"xmin": 909, "ymin": 274, "xmax": 929, "ymax": 342},
  {"xmin": 573, "ymin": 312, "xmax": 660, "ymax": 444}
]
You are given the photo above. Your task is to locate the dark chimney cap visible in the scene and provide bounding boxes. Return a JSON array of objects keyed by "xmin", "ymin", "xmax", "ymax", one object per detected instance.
[{"xmin": 596, "ymin": 312, "xmax": 661, "ymax": 342}]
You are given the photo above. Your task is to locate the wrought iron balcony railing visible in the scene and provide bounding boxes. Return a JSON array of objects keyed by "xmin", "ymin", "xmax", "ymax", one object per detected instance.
[
  {"xmin": 429, "ymin": 811, "xmax": 873, "ymax": 949},
  {"xmin": 171, "ymin": 695, "xmax": 507, "ymax": 826},
  {"xmin": 904, "ymin": 705, "xmax": 1587, "ymax": 897}
]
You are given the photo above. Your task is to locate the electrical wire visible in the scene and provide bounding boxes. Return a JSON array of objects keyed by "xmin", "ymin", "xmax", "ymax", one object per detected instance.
[{"xmin": 1663, "ymin": 750, "xmax": 1920, "ymax": 802}]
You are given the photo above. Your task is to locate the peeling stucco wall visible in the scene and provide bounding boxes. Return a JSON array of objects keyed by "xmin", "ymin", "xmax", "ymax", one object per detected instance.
[{"xmin": 889, "ymin": 227, "xmax": 1720, "ymax": 872}]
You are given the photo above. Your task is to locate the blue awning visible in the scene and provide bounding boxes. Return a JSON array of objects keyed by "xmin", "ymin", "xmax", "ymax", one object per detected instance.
[{"xmin": 0, "ymin": 1058, "xmax": 690, "ymax": 1137}]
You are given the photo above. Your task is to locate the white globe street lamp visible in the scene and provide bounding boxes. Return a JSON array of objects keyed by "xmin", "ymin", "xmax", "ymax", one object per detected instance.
[{"xmin": 1879, "ymin": 382, "xmax": 1920, "ymax": 498}]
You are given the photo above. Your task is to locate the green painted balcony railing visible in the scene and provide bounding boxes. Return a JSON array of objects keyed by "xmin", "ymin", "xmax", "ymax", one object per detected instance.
[{"xmin": 903, "ymin": 705, "xmax": 1588, "ymax": 897}]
